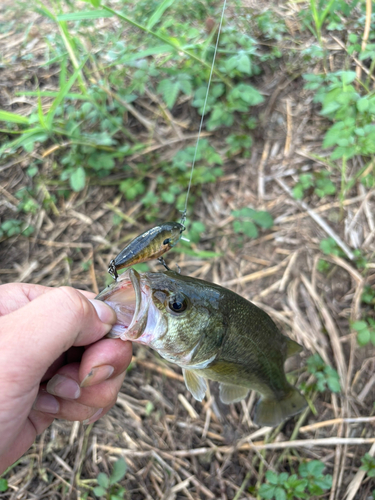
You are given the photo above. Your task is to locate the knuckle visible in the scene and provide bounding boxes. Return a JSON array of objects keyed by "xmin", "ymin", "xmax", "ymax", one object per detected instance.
[
  {"xmin": 101, "ymin": 387, "xmax": 119, "ymax": 408},
  {"xmin": 55, "ymin": 287, "xmax": 91, "ymax": 333}
]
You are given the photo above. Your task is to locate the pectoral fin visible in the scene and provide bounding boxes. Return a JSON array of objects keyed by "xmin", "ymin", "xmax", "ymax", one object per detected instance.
[
  {"xmin": 182, "ymin": 369, "xmax": 207, "ymax": 401},
  {"xmin": 219, "ymin": 383, "xmax": 249, "ymax": 404}
]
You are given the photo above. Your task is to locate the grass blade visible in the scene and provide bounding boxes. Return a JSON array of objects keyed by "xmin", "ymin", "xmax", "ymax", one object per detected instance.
[
  {"xmin": 146, "ymin": 0, "xmax": 175, "ymax": 30},
  {"xmin": 102, "ymin": 5, "xmax": 232, "ymax": 87},
  {"xmin": 18, "ymin": 91, "xmax": 88, "ymax": 100},
  {"xmin": 0, "ymin": 111, "xmax": 29, "ymax": 125},
  {"xmin": 37, "ymin": 93, "xmax": 47, "ymax": 130},
  {"xmin": 57, "ymin": 10, "xmax": 113, "ymax": 21},
  {"xmin": 46, "ymin": 58, "xmax": 88, "ymax": 127}
]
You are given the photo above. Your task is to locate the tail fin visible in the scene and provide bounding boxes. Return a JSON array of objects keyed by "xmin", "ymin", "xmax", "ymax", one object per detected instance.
[{"xmin": 254, "ymin": 386, "xmax": 307, "ymax": 427}]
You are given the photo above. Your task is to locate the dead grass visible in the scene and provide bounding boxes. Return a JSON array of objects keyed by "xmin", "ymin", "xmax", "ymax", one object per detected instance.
[{"xmin": 1, "ymin": 1, "xmax": 375, "ymax": 499}]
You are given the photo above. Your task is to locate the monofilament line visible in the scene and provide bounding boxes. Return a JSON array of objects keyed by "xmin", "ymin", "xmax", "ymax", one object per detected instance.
[{"xmin": 180, "ymin": 0, "xmax": 227, "ymax": 226}]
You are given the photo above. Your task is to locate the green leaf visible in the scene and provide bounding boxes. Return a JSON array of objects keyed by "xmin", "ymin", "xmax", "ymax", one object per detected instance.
[
  {"xmin": 93, "ymin": 485, "xmax": 107, "ymax": 497},
  {"xmin": 0, "ymin": 110, "xmax": 29, "ymax": 124},
  {"xmin": 109, "ymin": 457, "xmax": 127, "ymax": 485},
  {"xmin": 325, "ymin": 367, "xmax": 341, "ymax": 392},
  {"xmin": 314, "ymin": 474, "xmax": 333, "ymax": 490},
  {"xmin": 352, "ymin": 320, "xmax": 368, "ymax": 331},
  {"xmin": 70, "ymin": 167, "xmax": 86, "ymax": 192},
  {"xmin": 237, "ymin": 53, "xmax": 251, "ymax": 74},
  {"xmin": 119, "ymin": 179, "xmax": 145, "ymax": 200},
  {"xmin": 306, "ymin": 460, "xmax": 325, "ymax": 478},
  {"xmin": 357, "ymin": 98, "xmax": 369, "ymax": 113},
  {"xmin": 88, "ymin": 153, "xmax": 115, "ymax": 171},
  {"xmin": 274, "ymin": 486, "xmax": 286, "ymax": 500},
  {"xmin": 251, "ymin": 210, "xmax": 274, "ymax": 228},
  {"xmin": 158, "ymin": 79, "xmax": 180, "ymax": 109},
  {"xmin": 357, "ymin": 328, "xmax": 370, "ymax": 346},
  {"xmin": 265, "ymin": 470, "xmax": 279, "ymax": 485},
  {"xmin": 320, "ymin": 237, "xmax": 340, "ymax": 256},
  {"xmin": 0, "ymin": 478, "xmax": 8, "ymax": 492},
  {"xmin": 231, "ymin": 84, "xmax": 264, "ymax": 106},
  {"xmin": 97, "ymin": 472, "xmax": 109, "ymax": 488},
  {"xmin": 161, "ymin": 191, "xmax": 175, "ymax": 204},
  {"xmin": 341, "ymin": 71, "xmax": 357, "ymax": 85},
  {"xmin": 259, "ymin": 483, "xmax": 276, "ymax": 499},
  {"xmin": 292, "ymin": 185, "xmax": 304, "ymax": 199}
]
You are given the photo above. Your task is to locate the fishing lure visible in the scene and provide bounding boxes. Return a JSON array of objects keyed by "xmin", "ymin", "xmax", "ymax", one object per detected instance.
[{"xmin": 108, "ymin": 221, "xmax": 185, "ymax": 279}]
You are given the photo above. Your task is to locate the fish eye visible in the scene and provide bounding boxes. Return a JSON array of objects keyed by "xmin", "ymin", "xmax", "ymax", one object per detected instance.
[
  {"xmin": 163, "ymin": 238, "xmax": 171, "ymax": 245},
  {"xmin": 168, "ymin": 294, "xmax": 188, "ymax": 314}
]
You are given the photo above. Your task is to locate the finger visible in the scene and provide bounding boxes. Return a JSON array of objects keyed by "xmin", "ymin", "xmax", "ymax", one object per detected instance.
[
  {"xmin": 79, "ymin": 338, "xmax": 132, "ymax": 387},
  {"xmin": 33, "ymin": 390, "xmax": 118, "ymax": 422},
  {"xmin": 0, "ymin": 283, "xmax": 52, "ymax": 316},
  {"xmin": 0, "ymin": 283, "xmax": 96, "ymax": 316},
  {"xmin": 44, "ymin": 363, "xmax": 127, "ymax": 409}
]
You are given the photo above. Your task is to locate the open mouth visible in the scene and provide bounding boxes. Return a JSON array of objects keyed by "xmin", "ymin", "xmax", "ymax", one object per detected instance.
[{"xmin": 96, "ymin": 269, "xmax": 150, "ymax": 340}]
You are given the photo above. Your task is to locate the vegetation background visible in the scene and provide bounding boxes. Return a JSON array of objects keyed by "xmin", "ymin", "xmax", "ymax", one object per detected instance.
[{"xmin": 0, "ymin": 0, "xmax": 375, "ymax": 498}]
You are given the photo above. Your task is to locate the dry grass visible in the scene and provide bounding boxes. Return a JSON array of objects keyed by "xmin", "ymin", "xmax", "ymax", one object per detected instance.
[{"xmin": 1, "ymin": 1, "xmax": 375, "ymax": 499}]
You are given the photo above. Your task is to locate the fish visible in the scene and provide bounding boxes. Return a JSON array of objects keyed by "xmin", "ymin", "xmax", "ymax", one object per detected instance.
[
  {"xmin": 108, "ymin": 221, "xmax": 185, "ymax": 279},
  {"xmin": 97, "ymin": 268, "xmax": 307, "ymax": 427}
]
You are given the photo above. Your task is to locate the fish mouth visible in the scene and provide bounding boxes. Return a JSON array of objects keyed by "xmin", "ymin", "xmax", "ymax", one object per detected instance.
[{"xmin": 96, "ymin": 268, "xmax": 151, "ymax": 340}]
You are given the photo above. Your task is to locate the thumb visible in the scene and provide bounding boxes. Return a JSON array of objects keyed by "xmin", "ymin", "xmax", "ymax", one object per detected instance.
[{"xmin": 0, "ymin": 286, "xmax": 116, "ymax": 390}]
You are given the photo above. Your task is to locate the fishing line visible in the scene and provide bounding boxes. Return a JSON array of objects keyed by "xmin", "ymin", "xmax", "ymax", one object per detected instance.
[{"xmin": 180, "ymin": 0, "xmax": 227, "ymax": 227}]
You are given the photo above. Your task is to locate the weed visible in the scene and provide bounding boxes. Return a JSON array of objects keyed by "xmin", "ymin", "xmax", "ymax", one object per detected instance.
[
  {"xmin": 254, "ymin": 11, "xmax": 286, "ymax": 41},
  {"xmin": 231, "ymin": 207, "xmax": 273, "ymax": 239},
  {"xmin": 225, "ymin": 134, "xmax": 253, "ymax": 158},
  {"xmin": 15, "ymin": 188, "xmax": 39, "ymax": 214},
  {"xmin": 303, "ymin": 67, "xmax": 375, "ymax": 204},
  {"xmin": 258, "ymin": 460, "xmax": 332, "ymax": 500},
  {"xmin": 292, "ymin": 171, "xmax": 336, "ymax": 200},
  {"xmin": 306, "ymin": 354, "xmax": 341, "ymax": 393},
  {"xmin": 352, "ymin": 318, "xmax": 375, "ymax": 346},
  {"xmin": 300, "ymin": 0, "xmax": 359, "ymax": 44},
  {"xmin": 361, "ymin": 286, "xmax": 375, "ymax": 305},
  {"xmin": 317, "ymin": 258, "xmax": 332, "ymax": 273},
  {"xmin": 0, "ymin": 0, "xmax": 274, "ymax": 229},
  {"xmin": 0, "ymin": 219, "xmax": 34, "ymax": 238},
  {"xmin": 309, "ymin": 0, "xmax": 337, "ymax": 44},
  {"xmin": 360, "ymin": 453, "xmax": 375, "ymax": 478},
  {"xmin": 93, "ymin": 457, "xmax": 127, "ymax": 499},
  {"xmin": 319, "ymin": 237, "xmax": 345, "ymax": 257}
]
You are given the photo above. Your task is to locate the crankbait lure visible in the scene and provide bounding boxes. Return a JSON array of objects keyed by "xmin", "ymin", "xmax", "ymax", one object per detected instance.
[{"xmin": 108, "ymin": 221, "xmax": 185, "ymax": 279}]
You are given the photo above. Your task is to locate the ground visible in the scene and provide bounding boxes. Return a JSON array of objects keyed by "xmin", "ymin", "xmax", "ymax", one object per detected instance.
[{"xmin": 1, "ymin": 1, "xmax": 375, "ymax": 499}]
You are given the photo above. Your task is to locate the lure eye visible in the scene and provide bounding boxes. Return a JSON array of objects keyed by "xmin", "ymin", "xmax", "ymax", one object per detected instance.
[
  {"xmin": 163, "ymin": 238, "xmax": 171, "ymax": 245},
  {"xmin": 168, "ymin": 295, "xmax": 188, "ymax": 314}
]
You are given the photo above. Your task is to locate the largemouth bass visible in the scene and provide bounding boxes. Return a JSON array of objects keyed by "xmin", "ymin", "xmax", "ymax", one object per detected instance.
[{"xmin": 97, "ymin": 269, "xmax": 306, "ymax": 426}]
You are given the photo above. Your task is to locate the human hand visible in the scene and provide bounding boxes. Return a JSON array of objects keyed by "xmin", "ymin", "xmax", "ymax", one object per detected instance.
[{"xmin": 0, "ymin": 283, "xmax": 132, "ymax": 473}]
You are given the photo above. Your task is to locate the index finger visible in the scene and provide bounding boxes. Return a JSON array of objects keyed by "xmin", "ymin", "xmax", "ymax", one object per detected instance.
[{"xmin": 0, "ymin": 283, "xmax": 97, "ymax": 316}]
